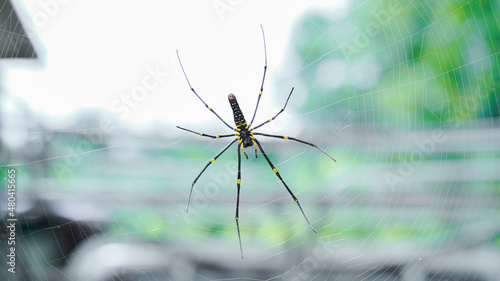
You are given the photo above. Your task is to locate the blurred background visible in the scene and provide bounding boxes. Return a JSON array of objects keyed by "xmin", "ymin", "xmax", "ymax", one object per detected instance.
[{"xmin": 1, "ymin": 0, "xmax": 500, "ymax": 280}]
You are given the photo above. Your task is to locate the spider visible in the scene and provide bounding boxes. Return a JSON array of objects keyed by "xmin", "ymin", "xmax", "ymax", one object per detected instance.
[{"xmin": 176, "ymin": 25, "xmax": 336, "ymax": 259}]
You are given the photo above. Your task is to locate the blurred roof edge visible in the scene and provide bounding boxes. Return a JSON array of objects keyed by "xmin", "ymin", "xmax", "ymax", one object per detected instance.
[{"xmin": 0, "ymin": 0, "xmax": 39, "ymax": 60}]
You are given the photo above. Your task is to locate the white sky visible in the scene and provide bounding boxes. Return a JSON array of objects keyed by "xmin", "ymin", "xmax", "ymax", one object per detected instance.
[{"xmin": 4, "ymin": 0, "xmax": 350, "ymax": 126}]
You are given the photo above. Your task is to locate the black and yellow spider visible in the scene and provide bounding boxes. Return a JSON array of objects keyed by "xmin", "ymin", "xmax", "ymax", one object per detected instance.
[{"xmin": 176, "ymin": 25, "xmax": 336, "ymax": 259}]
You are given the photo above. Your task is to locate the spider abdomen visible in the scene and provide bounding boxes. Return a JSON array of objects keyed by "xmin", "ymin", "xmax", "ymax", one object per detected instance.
[
  {"xmin": 228, "ymin": 94, "xmax": 248, "ymax": 129},
  {"xmin": 228, "ymin": 94, "xmax": 254, "ymax": 148}
]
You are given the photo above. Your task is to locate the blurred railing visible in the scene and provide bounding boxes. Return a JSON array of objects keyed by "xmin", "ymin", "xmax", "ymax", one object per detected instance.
[{"xmin": 2, "ymin": 119, "xmax": 500, "ymax": 281}]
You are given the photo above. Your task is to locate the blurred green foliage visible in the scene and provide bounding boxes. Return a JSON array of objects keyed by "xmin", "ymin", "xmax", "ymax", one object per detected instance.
[{"xmin": 294, "ymin": 0, "xmax": 500, "ymax": 128}]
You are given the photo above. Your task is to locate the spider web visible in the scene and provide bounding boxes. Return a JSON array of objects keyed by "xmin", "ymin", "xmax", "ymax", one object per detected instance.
[{"xmin": 1, "ymin": 0, "xmax": 500, "ymax": 280}]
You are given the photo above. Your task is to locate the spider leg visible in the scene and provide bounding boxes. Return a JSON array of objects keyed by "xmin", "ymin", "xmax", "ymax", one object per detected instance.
[
  {"xmin": 249, "ymin": 24, "xmax": 268, "ymax": 126},
  {"xmin": 176, "ymin": 50, "xmax": 237, "ymax": 131},
  {"xmin": 250, "ymin": 87, "xmax": 294, "ymax": 131},
  {"xmin": 252, "ymin": 140, "xmax": 258, "ymax": 158},
  {"xmin": 253, "ymin": 138, "xmax": 317, "ymax": 233},
  {"xmin": 253, "ymin": 132, "xmax": 336, "ymax": 162},
  {"xmin": 186, "ymin": 138, "xmax": 238, "ymax": 213},
  {"xmin": 236, "ymin": 142, "xmax": 243, "ymax": 259},
  {"xmin": 177, "ymin": 126, "xmax": 236, "ymax": 139},
  {"xmin": 238, "ymin": 139, "xmax": 249, "ymax": 159}
]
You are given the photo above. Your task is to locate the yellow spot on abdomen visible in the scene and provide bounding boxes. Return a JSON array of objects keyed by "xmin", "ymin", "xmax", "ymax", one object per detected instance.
[{"xmin": 273, "ymin": 168, "xmax": 277, "ymax": 173}]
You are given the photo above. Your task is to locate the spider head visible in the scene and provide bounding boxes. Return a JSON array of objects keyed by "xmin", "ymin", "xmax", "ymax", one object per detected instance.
[{"xmin": 240, "ymin": 130, "xmax": 253, "ymax": 147}]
